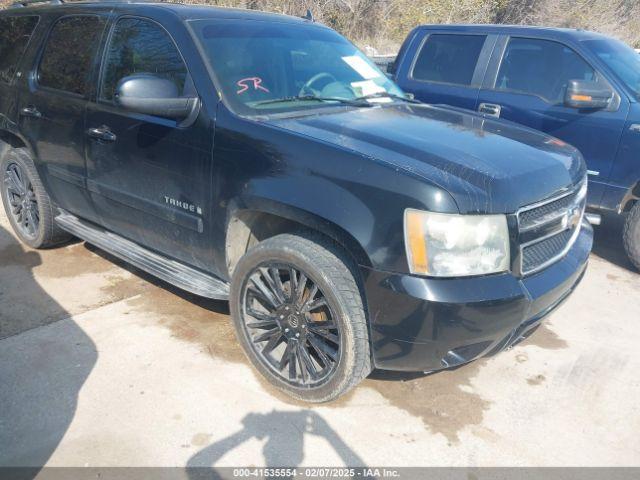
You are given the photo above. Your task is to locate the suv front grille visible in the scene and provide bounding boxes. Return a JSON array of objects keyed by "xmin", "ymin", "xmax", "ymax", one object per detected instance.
[
  {"xmin": 517, "ymin": 181, "xmax": 586, "ymax": 276},
  {"xmin": 521, "ymin": 229, "xmax": 573, "ymax": 273},
  {"xmin": 519, "ymin": 190, "xmax": 579, "ymax": 231}
]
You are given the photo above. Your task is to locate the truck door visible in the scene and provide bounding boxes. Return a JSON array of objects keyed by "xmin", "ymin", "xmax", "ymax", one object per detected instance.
[
  {"xmin": 395, "ymin": 31, "xmax": 497, "ymax": 111},
  {"xmin": 85, "ymin": 16, "xmax": 215, "ymax": 272},
  {"xmin": 0, "ymin": 15, "xmax": 39, "ymax": 128},
  {"xmin": 475, "ymin": 36, "xmax": 629, "ymax": 207},
  {"xmin": 17, "ymin": 14, "xmax": 107, "ymax": 223}
]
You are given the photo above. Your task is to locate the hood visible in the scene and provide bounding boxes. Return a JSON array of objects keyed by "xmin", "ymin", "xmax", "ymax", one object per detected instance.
[{"xmin": 266, "ymin": 103, "xmax": 586, "ymax": 214}]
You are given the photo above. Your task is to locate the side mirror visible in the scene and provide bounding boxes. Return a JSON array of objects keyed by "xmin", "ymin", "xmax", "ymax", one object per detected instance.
[
  {"xmin": 386, "ymin": 60, "xmax": 397, "ymax": 76},
  {"xmin": 564, "ymin": 79, "xmax": 612, "ymax": 109},
  {"xmin": 115, "ymin": 74, "xmax": 198, "ymax": 120}
]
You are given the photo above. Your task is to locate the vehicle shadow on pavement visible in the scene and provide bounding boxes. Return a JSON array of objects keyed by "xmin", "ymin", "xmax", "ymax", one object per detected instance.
[
  {"xmin": 0, "ymin": 223, "xmax": 97, "ymax": 472},
  {"xmin": 186, "ymin": 410, "xmax": 365, "ymax": 471},
  {"xmin": 83, "ymin": 242, "xmax": 231, "ymax": 315},
  {"xmin": 591, "ymin": 212, "xmax": 637, "ymax": 273}
]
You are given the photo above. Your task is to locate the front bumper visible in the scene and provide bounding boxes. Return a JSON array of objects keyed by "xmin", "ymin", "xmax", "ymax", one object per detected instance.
[{"xmin": 362, "ymin": 220, "xmax": 593, "ymax": 372}]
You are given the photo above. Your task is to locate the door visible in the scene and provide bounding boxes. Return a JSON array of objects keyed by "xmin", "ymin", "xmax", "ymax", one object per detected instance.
[
  {"xmin": 85, "ymin": 16, "xmax": 214, "ymax": 271},
  {"xmin": 0, "ymin": 15, "xmax": 39, "ymax": 124},
  {"xmin": 17, "ymin": 14, "xmax": 107, "ymax": 222},
  {"xmin": 395, "ymin": 32, "xmax": 496, "ymax": 110},
  {"xmin": 476, "ymin": 36, "xmax": 630, "ymax": 207}
]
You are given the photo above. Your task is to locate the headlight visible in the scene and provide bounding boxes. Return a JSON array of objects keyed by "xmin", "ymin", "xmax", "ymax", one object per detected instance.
[{"xmin": 404, "ymin": 209, "xmax": 510, "ymax": 277}]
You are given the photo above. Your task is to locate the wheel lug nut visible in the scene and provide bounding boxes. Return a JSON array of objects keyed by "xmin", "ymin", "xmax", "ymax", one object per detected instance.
[{"xmin": 285, "ymin": 328, "xmax": 289, "ymax": 333}]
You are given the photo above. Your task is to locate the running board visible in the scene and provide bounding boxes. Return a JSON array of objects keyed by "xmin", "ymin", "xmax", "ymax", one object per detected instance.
[{"xmin": 55, "ymin": 211, "xmax": 230, "ymax": 300}]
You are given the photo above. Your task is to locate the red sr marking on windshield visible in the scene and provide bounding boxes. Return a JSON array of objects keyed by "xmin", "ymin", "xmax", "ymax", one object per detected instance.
[{"xmin": 237, "ymin": 77, "xmax": 270, "ymax": 95}]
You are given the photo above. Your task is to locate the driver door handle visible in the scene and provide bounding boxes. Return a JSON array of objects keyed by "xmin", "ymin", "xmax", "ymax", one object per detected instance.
[
  {"xmin": 86, "ymin": 126, "xmax": 116, "ymax": 142},
  {"xmin": 478, "ymin": 103, "xmax": 501, "ymax": 118},
  {"xmin": 19, "ymin": 106, "xmax": 42, "ymax": 118}
]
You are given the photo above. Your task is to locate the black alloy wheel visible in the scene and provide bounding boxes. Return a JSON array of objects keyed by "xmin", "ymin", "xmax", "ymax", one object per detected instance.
[
  {"xmin": 240, "ymin": 263, "xmax": 341, "ymax": 388},
  {"xmin": 3, "ymin": 161, "xmax": 39, "ymax": 240}
]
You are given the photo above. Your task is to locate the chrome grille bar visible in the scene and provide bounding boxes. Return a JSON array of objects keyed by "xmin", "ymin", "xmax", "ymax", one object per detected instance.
[{"xmin": 516, "ymin": 178, "xmax": 587, "ymax": 276}]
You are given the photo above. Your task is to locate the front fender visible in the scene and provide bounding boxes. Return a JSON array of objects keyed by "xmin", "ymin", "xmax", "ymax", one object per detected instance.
[
  {"xmin": 604, "ymin": 112, "xmax": 640, "ymax": 212},
  {"xmin": 227, "ymin": 194, "xmax": 373, "ymax": 269},
  {"xmin": 212, "ymin": 105, "xmax": 458, "ymax": 274}
]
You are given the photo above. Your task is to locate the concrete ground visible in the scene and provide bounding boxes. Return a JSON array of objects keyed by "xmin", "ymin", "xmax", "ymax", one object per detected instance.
[{"xmin": 0, "ymin": 207, "xmax": 639, "ymax": 468}]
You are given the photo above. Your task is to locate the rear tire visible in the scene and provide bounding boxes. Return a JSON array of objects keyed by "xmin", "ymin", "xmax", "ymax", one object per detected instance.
[
  {"xmin": 1, "ymin": 147, "xmax": 71, "ymax": 249},
  {"xmin": 623, "ymin": 202, "xmax": 640, "ymax": 271},
  {"xmin": 230, "ymin": 233, "xmax": 371, "ymax": 403}
]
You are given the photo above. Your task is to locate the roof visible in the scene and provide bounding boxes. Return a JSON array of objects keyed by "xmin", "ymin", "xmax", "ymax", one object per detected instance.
[
  {"xmin": 416, "ymin": 24, "xmax": 613, "ymax": 42},
  {"xmin": 4, "ymin": 0, "xmax": 310, "ymax": 24}
]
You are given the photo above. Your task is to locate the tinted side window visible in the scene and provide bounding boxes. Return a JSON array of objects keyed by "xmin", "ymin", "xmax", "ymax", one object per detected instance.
[
  {"xmin": 0, "ymin": 16, "xmax": 39, "ymax": 84},
  {"xmin": 412, "ymin": 34, "xmax": 486, "ymax": 86},
  {"xmin": 101, "ymin": 17, "xmax": 187, "ymax": 102},
  {"xmin": 496, "ymin": 37, "xmax": 596, "ymax": 104},
  {"xmin": 38, "ymin": 16, "xmax": 105, "ymax": 95}
]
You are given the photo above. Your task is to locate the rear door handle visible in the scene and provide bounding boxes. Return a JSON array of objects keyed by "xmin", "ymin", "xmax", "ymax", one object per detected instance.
[
  {"xmin": 478, "ymin": 103, "xmax": 501, "ymax": 118},
  {"xmin": 86, "ymin": 126, "xmax": 116, "ymax": 142},
  {"xmin": 19, "ymin": 106, "xmax": 42, "ymax": 118}
]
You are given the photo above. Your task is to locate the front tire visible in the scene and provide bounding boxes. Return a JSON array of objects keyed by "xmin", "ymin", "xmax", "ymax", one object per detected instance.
[
  {"xmin": 230, "ymin": 233, "xmax": 371, "ymax": 403},
  {"xmin": 623, "ymin": 202, "xmax": 640, "ymax": 271},
  {"xmin": 1, "ymin": 147, "xmax": 71, "ymax": 249}
]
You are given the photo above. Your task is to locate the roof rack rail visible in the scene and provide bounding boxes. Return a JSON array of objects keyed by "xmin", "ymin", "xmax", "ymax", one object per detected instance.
[{"xmin": 10, "ymin": 0, "xmax": 65, "ymax": 8}]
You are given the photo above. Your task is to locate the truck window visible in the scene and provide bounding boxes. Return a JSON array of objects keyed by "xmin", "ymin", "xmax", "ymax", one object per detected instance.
[
  {"xmin": 100, "ymin": 17, "xmax": 188, "ymax": 102},
  {"xmin": 38, "ymin": 16, "xmax": 105, "ymax": 95},
  {"xmin": 496, "ymin": 37, "xmax": 596, "ymax": 104},
  {"xmin": 411, "ymin": 34, "xmax": 486, "ymax": 86},
  {"xmin": 0, "ymin": 15, "xmax": 39, "ymax": 84}
]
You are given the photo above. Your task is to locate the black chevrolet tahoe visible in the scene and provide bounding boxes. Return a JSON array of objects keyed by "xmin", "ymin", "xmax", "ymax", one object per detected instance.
[{"xmin": 0, "ymin": 1, "xmax": 592, "ymax": 402}]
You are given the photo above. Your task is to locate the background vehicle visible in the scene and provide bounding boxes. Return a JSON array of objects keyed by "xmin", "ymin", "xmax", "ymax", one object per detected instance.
[
  {"xmin": 391, "ymin": 25, "xmax": 640, "ymax": 269},
  {"xmin": 1, "ymin": 2, "xmax": 591, "ymax": 402}
]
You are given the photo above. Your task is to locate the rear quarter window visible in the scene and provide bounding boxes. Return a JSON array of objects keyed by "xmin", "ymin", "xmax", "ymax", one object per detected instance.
[
  {"xmin": 0, "ymin": 15, "xmax": 39, "ymax": 84},
  {"xmin": 411, "ymin": 33, "xmax": 486, "ymax": 86},
  {"xmin": 38, "ymin": 15, "xmax": 106, "ymax": 95}
]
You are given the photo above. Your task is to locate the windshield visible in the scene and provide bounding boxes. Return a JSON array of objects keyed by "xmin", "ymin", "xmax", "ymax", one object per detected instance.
[
  {"xmin": 190, "ymin": 19, "xmax": 405, "ymax": 115},
  {"xmin": 583, "ymin": 38, "xmax": 640, "ymax": 100}
]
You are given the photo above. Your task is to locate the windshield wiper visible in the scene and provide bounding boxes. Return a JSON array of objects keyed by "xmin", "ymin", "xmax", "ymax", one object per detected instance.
[
  {"xmin": 353, "ymin": 92, "xmax": 422, "ymax": 104},
  {"xmin": 253, "ymin": 95, "xmax": 373, "ymax": 107}
]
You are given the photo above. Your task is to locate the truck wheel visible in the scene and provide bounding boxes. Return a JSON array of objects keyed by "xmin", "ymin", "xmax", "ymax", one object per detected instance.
[
  {"xmin": 230, "ymin": 233, "xmax": 371, "ymax": 403},
  {"xmin": 623, "ymin": 202, "xmax": 640, "ymax": 271},
  {"xmin": 1, "ymin": 147, "xmax": 71, "ymax": 249}
]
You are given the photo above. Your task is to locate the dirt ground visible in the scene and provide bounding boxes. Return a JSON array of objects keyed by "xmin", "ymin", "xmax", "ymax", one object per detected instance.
[{"xmin": 1, "ymin": 208, "xmax": 639, "ymax": 467}]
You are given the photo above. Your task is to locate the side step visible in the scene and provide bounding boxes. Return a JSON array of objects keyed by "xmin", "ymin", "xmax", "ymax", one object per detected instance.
[{"xmin": 55, "ymin": 211, "xmax": 230, "ymax": 300}]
